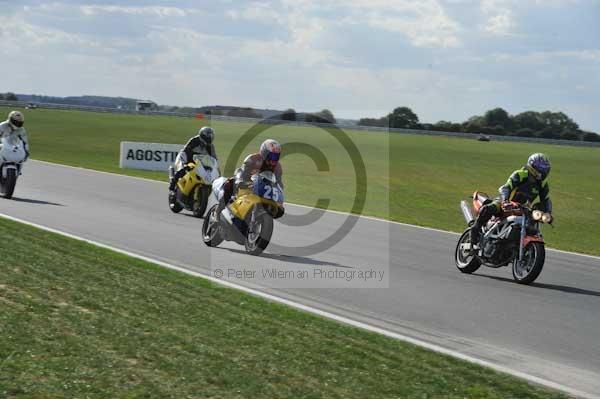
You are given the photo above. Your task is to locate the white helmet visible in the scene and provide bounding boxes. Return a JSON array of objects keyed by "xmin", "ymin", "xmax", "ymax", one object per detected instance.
[
  {"xmin": 259, "ymin": 139, "xmax": 282, "ymax": 169},
  {"xmin": 8, "ymin": 111, "xmax": 24, "ymax": 129}
]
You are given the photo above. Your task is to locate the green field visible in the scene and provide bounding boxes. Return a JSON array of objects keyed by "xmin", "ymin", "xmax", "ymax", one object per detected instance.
[
  {"xmin": 0, "ymin": 216, "xmax": 566, "ymax": 399},
  {"xmin": 5, "ymin": 105, "xmax": 600, "ymax": 255}
]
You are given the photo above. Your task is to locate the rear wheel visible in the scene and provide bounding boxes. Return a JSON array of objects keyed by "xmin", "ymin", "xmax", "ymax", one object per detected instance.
[
  {"xmin": 245, "ymin": 209, "xmax": 274, "ymax": 256},
  {"xmin": 512, "ymin": 242, "xmax": 545, "ymax": 284},
  {"xmin": 192, "ymin": 186, "xmax": 210, "ymax": 218},
  {"xmin": 202, "ymin": 205, "xmax": 224, "ymax": 247},
  {"xmin": 0, "ymin": 169, "xmax": 17, "ymax": 199},
  {"xmin": 168, "ymin": 188, "xmax": 183, "ymax": 213},
  {"xmin": 455, "ymin": 229, "xmax": 482, "ymax": 274}
]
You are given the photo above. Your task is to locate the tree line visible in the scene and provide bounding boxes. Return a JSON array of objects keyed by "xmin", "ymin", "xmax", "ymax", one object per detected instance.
[
  {"xmin": 0, "ymin": 92, "xmax": 19, "ymax": 101},
  {"xmin": 205, "ymin": 107, "xmax": 337, "ymax": 124},
  {"xmin": 358, "ymin": 106, "xmax": 599, "ymax": 142},
  {"xmin": 227, "ymin": 105, "xmax": 599, "ymax": 142},
  {"xmin": 277, "ymin": 109, "xmax": 337, "ymax": 124},
  {"xmin": 4, "ymin": 91, "xmax": 596, "ymax": 141}
]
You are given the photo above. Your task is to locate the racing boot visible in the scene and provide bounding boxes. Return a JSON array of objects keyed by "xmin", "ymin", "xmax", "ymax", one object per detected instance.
[
  {"xmin": 469, "ymin": 202, "xmax": 498, "ymax": 251},
  {"xmin": 169, "ymin": 166, "xmax": 189, "ymax": 192}
]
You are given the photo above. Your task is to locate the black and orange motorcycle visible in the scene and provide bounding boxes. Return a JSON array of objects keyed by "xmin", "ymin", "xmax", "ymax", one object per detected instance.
[{"xmin": 455, "ymin": 192, "xmax": 553, "ymax": 284}]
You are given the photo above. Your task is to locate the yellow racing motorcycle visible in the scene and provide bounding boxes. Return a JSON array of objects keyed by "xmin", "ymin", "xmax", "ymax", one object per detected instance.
[
  {"xmin": 168, "ymin": 154, "xmax": 220, "ymax": 218},
  {"xmin": 202, "ymin": 171, "xmax": 285, "ymax": 255}
]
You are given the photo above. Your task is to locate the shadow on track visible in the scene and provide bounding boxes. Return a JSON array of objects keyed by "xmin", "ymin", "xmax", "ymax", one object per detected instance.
[
  {"xmin": 476, "ymin": 273, "xmax": 600, "ymax": 298},
  {"xmin": 11, "ymin": 197, "xmax": 64, "ymax": 206},
  {"xmin": 223, "ymin": 247, "xmax": 349, "ymax": 268}
]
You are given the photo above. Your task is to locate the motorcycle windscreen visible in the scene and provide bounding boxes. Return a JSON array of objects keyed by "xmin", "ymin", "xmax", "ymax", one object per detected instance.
[
  {"xmin": 211, "ymin": 176, "xmax": 228, "ymax": 201},
  {"xmin": 194, "ymin": 154, "xmax": 218, "ymax": 170},
  {"xmin": 195, "ymin": 155, "xmax": 219, "ymax": 183}
]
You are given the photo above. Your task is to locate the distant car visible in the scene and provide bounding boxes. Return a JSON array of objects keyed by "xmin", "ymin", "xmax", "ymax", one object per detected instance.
[
  {"xmin": 25, "ymin": 103, "xmax": 38, "ymax": 109},
  {"xmin": 477, "ymin": 134, "xmax": 491, "ymax": 142}
]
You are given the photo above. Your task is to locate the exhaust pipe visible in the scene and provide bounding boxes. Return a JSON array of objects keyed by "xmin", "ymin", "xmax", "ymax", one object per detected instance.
[{"xmin": 460, "ymin": 200, "xmax": 474, "ymax": 224}]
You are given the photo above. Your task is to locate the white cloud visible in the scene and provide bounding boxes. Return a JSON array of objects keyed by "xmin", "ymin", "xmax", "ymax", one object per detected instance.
[
  {"xmin": 493, "ymin": 49, "xmax": 600, "ymax": 64},
  {"xmin": 80, "ymin": 5, "xmax": 191, "ymax": 17},
  {"xmin": 532, "ymin": 0, "xmax": 582, "ymax": 5},
  {"xmin": 238, "ymin": 38, "xmax": 337, "ymax": 68},
  {"xmin": 312, "ymin": 64, "xmax": 510, "ymax": 116},
  {"xmin": 484, "ymin": 12, "xmax": 514, "ymax": 34},
  {"xmin": 480, "ymin": 0, "xmax": 516, "ymax": 35},
  {"xmin": 3, "ymin": 0, "xmax": 600, "ymax": 131},
  {"xmin": 0, "ymin": 16, "xmax": 99, "ymax": 52},
  {"xmin": 229, "ymin": 0, "xmax": 462, "ymax": 48},
  {"xmin": 357, "ymin": 0, "xmax": 462, "ymax": 47},
  {"xmin": 22, "ymin": 3, "xmax": 65, "ymax": 13},
  {"xmin": 226, "ymin": 2, "xmax": 284, "ymax": 22}
]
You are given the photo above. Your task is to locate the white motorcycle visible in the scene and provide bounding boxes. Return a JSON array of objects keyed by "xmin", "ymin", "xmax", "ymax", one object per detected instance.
[{"xmin": 0, "ymin": 135, "xmax": 27, "ymax": 199}]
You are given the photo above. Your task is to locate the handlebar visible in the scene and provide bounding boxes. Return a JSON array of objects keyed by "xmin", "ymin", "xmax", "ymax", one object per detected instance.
[{"xmin": 501, "ymin": 202, "xmax": 553, "ymax": 224}]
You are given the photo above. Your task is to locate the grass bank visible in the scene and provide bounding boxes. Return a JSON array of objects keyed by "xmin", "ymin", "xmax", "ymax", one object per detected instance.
[{"xmin": 0, "ymin": 216, "xmax": 566, "ymax": 398}]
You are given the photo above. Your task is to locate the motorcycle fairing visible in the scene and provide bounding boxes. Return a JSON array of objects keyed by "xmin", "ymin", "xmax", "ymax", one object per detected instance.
[
  {"xmin": 523, "ymin": 235, "xmax": 544, "ymax": 247},
  {"xmin": 229, "ymin": 188, "xmax": 281, "ymax": 221}
]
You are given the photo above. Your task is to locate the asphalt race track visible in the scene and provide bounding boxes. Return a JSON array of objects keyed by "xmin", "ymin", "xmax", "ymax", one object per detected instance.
[{"xmin": 2, "ymin": 161, "xmax": 600, "ymax": 398}]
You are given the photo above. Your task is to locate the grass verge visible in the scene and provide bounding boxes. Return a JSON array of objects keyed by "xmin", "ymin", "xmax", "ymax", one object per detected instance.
[
  {"xmin": 0, "ymin": 216, "xmax": 567, "ymax": 399},
  {"xmin": 4, "ymin": 105, "xmax": 600, "ymax": 255}
]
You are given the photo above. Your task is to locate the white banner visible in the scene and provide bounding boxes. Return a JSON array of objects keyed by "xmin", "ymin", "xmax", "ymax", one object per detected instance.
[{"xmin": 119, "ymin": 141, "xmax": 182, "ymax": 171}]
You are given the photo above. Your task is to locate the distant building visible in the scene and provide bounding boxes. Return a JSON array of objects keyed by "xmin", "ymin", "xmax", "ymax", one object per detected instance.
[{"xmin": 136, "ymin": 100, "xmax": 158, "ymax": 111}]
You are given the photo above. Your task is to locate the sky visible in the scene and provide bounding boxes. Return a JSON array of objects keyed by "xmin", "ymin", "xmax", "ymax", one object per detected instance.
[{"xmin": 1, "ymin": 0, "xmax": 599, "ymax": 130}]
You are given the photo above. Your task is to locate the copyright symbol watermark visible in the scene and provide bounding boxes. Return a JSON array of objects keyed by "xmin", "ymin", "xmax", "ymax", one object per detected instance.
[
  {"xmin": 213, "ymin": 269, "xmax": 223, "ymax": 278},
  {"xmin": 223, "ymin": 115, "xmax": 369, "ymax": 257}
]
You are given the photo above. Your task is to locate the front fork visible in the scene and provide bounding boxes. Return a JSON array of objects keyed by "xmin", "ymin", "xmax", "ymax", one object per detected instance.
[
  {"xmin": 248, "ymin": 207, "xmax": 257, "ymax": 235},
  {"xmin": 517, "ymin": 216, "xmax": 527, "ymax": 266}
]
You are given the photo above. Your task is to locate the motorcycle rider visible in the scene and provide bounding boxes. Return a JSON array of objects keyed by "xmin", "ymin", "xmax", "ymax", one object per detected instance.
[
  {"xmin": 169, "ymin": 126, "xmax": 217, "ymax": 191},
  {"xmin": 0, "ymin": 111, "xmax": 29, "ymax": 163},
  {"xmin": 218, "ymin": 138, "xmax": 283, "ymax": 211},
  {"xmin": 470, "ymin": 153, "xmax": 553, "ymax": 245}
]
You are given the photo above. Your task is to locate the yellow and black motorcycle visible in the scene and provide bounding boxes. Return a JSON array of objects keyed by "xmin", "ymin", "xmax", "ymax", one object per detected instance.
[
  {"xmin": 168, "ymin": 155, "xmax": 220, "ymax": 218},
  {"xmin": 202, "ymin": 171, "xmax": 285, "ymax": 255}
]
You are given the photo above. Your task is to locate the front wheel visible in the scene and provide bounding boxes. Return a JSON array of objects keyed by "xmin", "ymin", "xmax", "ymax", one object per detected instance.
[
  {"xmin": 0, "ymin": 168, "xmax": 17, "ymax": 199},
  {"xmin": 202, "ymin": 205, "xmax": 224, "ymax": 247},
  {"xmin": 245, "ymin": 210, "xmax": 274, "ymax": 256},
  {"xmin": 455, "ymin": 229, "xmax": 482, "ymax": 274},
  {"xmin": 512, "ymin": 242, "xmax": 545, "ymax": 284}
]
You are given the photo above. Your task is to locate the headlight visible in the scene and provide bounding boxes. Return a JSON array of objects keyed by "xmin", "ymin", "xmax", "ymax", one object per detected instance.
[
  {"xmin": 542, "ymin": 213, "xmax": 553, "ymax": 224},
  {"xmin": 532, "ymin": 210, "xmax": 543, "ymax": 221}
]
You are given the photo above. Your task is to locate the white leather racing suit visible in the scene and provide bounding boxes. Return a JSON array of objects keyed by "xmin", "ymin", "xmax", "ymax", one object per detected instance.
[{"xmin": 0, "ymin": 120, "xmax": 29, "ymax": 160}]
